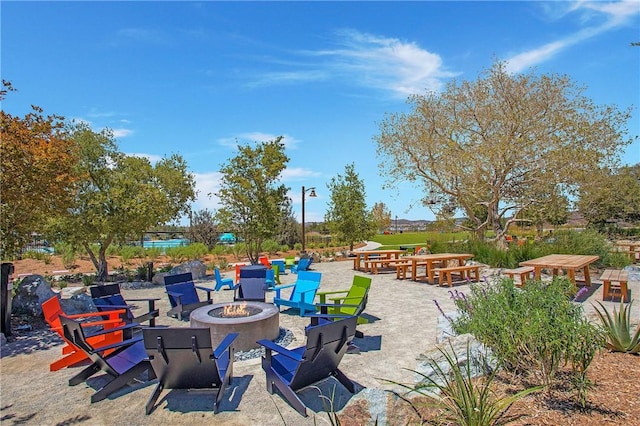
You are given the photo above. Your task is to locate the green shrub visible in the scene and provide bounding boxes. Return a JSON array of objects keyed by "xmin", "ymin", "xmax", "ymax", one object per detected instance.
[
  {"xmin": 119, "ymin": 245, "xmax": 140, "ymax": 264},
  {"xmin": 165, "ymin": 246, "xmax": 187, "ymax": 264},
  {"xmin": 81, "ymin": 274, "xmax": 96, "ymax": 287},
  {"xmin": 262, "ymin": 239, "xmax": 280, "ymax": 255},
  {"xmin": 184, "ymin": 242, "xmax": 208, "ymax": 260},
  {"xmin": 448, "ymin": 277, "xmax": 603, "ymax": 392},
  {"xmin": 293, "ymin": 243, "xmax": 302, "ymax": 252},
  {"xmin": 231, "ymin": 243, "xmax": 246, "ymax": 261},
  {"xmin": 144, "ymin": 247, "xmax": 162, "ymax": 260},
  {"xmin": 280, "ymin": 244, "xmax": 290, "ymax": 253},
  {"xmin": 593, "ymin": 300, "xmax": 640, "ymax": 354}
]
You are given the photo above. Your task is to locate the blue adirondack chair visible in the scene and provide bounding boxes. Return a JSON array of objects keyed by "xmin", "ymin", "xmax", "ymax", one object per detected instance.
[
  {"xmin": 291, "ymin": 257, "xmax": 313, "ymax": 274},
  {"xmin": 165, "ymin": 281, "xmax": 214, "ymax": 320},
  {"xmin": 273, "ymin": 271, "xmax": 321, "ymax": 316},
  {"xmin": 257, "ymin": 315, "xmax": 358, "ymax": 416},
  {"xmin": 214, "ymin": 268, "xmax": 234, "ymax": 291}
]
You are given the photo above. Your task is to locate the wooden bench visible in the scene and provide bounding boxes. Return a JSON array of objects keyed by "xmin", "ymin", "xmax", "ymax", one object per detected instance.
[
  {"xmin": 600, "ymin": 269, "xmax": 629, "ymax": 302},
  {"xmin": 502, "ymin": 266, "xmax": 535, "ymax": 287},
  {"xmin": 432, "ymin": 265, "xmax": 480, "ymax": 287},
  {"xmin": 364, "ymin": 258, "xmax": 408, "ymax": 274},
  {"xmin": 396, "ymin": 261, "xmax": 428, "ymax": 280}
]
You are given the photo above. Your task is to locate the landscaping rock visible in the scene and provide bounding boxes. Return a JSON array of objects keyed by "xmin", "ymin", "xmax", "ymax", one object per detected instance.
[
  {"xmin": 11, "ymin": 275, "xmax": 56, "ymax": 317},
  {"xmin": 169, "ymin": 260, "xmax": 207, "ymax": 280},
  {"xmin": 60, "ymin": 293, "xmax": 95, "ymax": 315}
]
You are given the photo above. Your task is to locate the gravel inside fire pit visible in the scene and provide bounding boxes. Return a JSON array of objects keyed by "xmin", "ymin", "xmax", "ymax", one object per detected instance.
[{"xmin": 234, "ymin": 327, "xmax": 295, "ymax": 361}]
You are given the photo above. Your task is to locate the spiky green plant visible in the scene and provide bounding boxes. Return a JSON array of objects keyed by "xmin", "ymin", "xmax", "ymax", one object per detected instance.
[
  {"xmin": 593, "ymin": 300, "xmax": 640, "ymax": 354},
  {"xmin": 383, "ymin": 342, "xmax": 543, "ymax": 425}
]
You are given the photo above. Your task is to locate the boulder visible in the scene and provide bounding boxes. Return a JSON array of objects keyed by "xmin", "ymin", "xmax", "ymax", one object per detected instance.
[
  {"xmin": 60, "ymin": 293, "xmax": 95, "ymax": 315},
  {"xmin": 11, "ymin": 275, "xmax": 56, "ymax": 317},
  {"xmin": 169, "ymin": 260, "xmax": 207, "ymax": 280}
]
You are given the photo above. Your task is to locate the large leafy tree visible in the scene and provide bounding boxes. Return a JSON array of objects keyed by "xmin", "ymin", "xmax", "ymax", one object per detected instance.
[
  {"xmin": 48, "ymin": 123, "xmax": 196, "ymax": 280},
  {"xmin": 0, "ymin": 82, "xmax": 79, "ymax": 258},
  {"xmin": 371, "ymin": 202, "xmax": 392, "ymax": 233},
  {"xmin": 215, "ymin": 137, "xmax": 289, "ymax": 263},
  {"xmin": 375, "ymin": 61, "xmax": 632, "ymax": 243},
  {"xmin": 187, "ymin": 209, "xmax": 219, "ymax": 249},
  {"xmin": 577, "ymin": 164, "xmax": 640, "ymax": 232},
  {"xmin": 325, "ymin": 163, "xmax": 376, "ymax": 251}
]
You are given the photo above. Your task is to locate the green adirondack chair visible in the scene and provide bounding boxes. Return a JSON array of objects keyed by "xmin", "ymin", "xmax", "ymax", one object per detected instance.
[{"xmin": 314, "ymin": 275, "xmax": 372, "ymax": 325}]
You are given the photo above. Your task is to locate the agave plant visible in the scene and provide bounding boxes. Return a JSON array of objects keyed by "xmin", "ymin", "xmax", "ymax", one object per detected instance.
[{"xmin": 593, "ymin": 300, "xmax": 640, "ymax": 354}]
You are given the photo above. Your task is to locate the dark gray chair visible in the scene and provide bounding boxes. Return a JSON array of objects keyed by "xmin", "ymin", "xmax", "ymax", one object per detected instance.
[
  {"xmin": 233, "ymin": 277, "xmax": 267, "ymax": 302},
  {"xmin": 257, "ymin": 315, "xmax": 358, "ymax": 416},
  {"xmin": 59, "ymin": 315, "xmax": 152, "ymax": 403},
  {"xmin": 142, "ymin": 327, "xmax": 238, "ymax": 414}
]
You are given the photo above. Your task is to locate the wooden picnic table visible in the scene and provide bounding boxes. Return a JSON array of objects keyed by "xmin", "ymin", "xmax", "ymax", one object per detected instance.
[
  {"xmin": 401, "ymin": 253, "xmax": 474, "ymax": 284},
  {"xmin": 352, "ymin": 250, "xmax": 406, "ymax": 272},
  {"xmin": 613, "ymin": 240, "xmax": 640, "ymax": 262},
  {"xmin": 519, "ymin": 254, "xmax": 599, "ymax": 286}
]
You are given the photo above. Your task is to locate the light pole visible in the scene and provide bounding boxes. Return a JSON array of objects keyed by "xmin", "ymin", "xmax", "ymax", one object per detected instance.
[{"xmin": 301, "ymin": 186, "xmax": 317, "ymax": 253}]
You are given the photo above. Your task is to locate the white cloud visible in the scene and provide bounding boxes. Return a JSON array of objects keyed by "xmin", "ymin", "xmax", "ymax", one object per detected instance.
[
  {"xmin": 126, "ymin": 152, "xmax": 163, "ymax": 163},
  {"xmin": 191, "ymin": 171, "xmax": 223, "ymax": 212},
  {"xmin": 217, "ymin": 132, "xmax": 301, "ymax": 149},
  {"xmin": 317, "ymin": 29, "xmax": 458, "ymax": 95},
  {"xmin": 280, "ymin": 167, "xmax": 322, "ymax": 182},
  {"xmin": 112, "ymin": 128, "xmax": 133, "ymax": 138},
  {"xmin": 248, "ymin": 29, "xmax": 457, "ymax": 97},
  {"xmin": 506, "ymin": 0, "xmax": 640, "ymax": 73}
]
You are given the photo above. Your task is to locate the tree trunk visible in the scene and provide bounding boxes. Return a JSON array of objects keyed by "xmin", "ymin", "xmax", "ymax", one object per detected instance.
[{"xmin": 84, "ymin": 237, "xmax": 112, "ymax": 281}]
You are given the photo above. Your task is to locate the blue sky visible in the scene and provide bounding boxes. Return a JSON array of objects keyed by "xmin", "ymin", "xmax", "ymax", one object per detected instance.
[{"xmin": 2, "ymin": 1, "xmax": 639, "ymax": 224}]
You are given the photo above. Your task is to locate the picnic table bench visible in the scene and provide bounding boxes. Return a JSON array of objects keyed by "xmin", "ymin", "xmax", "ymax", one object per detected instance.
[
  {"xmin": 600, "ymin": 269, "xmax": 629, "ymax": 302},
  {"xmin": 363, "ymin": 258, "xmax": 410, "ymax": 274},
  {"xmin": 432, "ymin": 264, "xmax": 480, "ymax": 287},
  {"xmin": 503, "ymin": 266, "xmax": 535, "ymax": 287}
]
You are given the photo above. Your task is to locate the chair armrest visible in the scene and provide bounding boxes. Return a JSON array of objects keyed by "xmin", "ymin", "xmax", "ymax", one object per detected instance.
[
  {"xmin": 96, "ymin": 304, "xmax": 131, "ymax": 310},
  {"xmin": 166, "ymin": 290, "xmax": 183, "ymax": 302},
  {"xmin": 84, "ymin": 322, "xmax": 140, "ymax": 337},
  {"xmin": 273, "ymin": 283, "xmax": 295, "ymax": 298},
  {"xmin": 195, "ymin": 285, "xmax": 214, "ymax": 301},
  {"xmin": 126, "ymin": 297, "xmax": 160, "ymax": 302},
  {"xmin": 67, "ymin": 309, "xmax": 127, "ymax": 319},
  {"xmin": 256, "ymin": 339, "xmax": 303, "ymax": 362},
  {"xmin": 90, "ymin": 335, "xmax": 143, "ymax": 354},
  {"xmin": 315, "ymin": 290, "xmax": 348, "ymax": 304},
  {"xmin": 305, "ymin": 313, "xmax": 354, "ymax": 325},
  {"xmin": 80, "ymin": 318, "xmax": 124, "ymax": 328},
  {"xmin": 213, "ymin": 333, "xmax": 239, "ymax": 358}
]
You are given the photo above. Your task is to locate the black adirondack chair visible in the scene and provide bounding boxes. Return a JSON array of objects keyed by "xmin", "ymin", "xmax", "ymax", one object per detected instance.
[
  {"xmin": 163, "ymin": 274, "xmax": 215, "ymax": 320},
  {"xmin": 90, "ymin": 283, "xmax": 160, "ymax": 327},
  {"xmin": 59, "ymin": 315, "xmax": 152, "ymax": 403},
  {"xmin": 233, "ymin": 277, "xmax": 267, "ymax": 302},
  {"xmin": 257, "ymin": 315, "xmax": 358, "ymax": 416},
  {"xmin": 142, "ymin": 327, "xmax": 238, "ymax": 414}
]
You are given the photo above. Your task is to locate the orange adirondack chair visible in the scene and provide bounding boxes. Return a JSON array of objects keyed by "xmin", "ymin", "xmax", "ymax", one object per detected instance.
[{"xmin": 42, "ymin": 296, "xmax": 127, "ymax": 372}]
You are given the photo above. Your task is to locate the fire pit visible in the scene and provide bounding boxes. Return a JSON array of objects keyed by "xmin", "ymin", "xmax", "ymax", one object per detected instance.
[{"xmin": 190, "ymin": 302, "xmax": 279, "ymax": 352}]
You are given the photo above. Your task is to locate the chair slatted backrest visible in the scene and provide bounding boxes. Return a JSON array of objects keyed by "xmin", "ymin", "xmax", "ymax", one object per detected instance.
[
  {"xmin": 339, "ymin": 276, "xmax": 371, "ymax": 317},
  {"xmin": 163, "ymin": 272, "xmax": 194, "ymax": 286},
  {"xmin": 165, "ymin": 281, "xmax": 200, "ymax": 308},
  {"xmin": 90, "ymin": 283, "xmax": 134, "ymax": 321},
  {"xmin": 295, "ymin": 258, "xmax": 312, "ymax": 272},
  {"xmin": 235, "ymin": 278, "xmax": 267, "ymax": 302},
  {"xmin": 143, "ymin": 327, "xmax": 224, "ymax": 389},
  {"xmin": 290, "ymin": 271, "xmax": 321, "ymax": 304},
  {"xmin": 288, "ymin": 316, "xmax": 357, "ymax": 391}
]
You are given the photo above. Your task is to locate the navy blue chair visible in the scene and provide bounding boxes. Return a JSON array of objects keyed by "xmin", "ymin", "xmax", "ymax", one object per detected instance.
[{"xmin": 257, "ymin": 315, "xmax": 358, "ymax": 416}]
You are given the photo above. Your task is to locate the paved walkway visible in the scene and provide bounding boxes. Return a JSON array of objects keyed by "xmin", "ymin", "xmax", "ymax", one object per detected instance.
[{"xmin": 1, "ymin": 259, "xmax": 637, "ymax": 425}]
